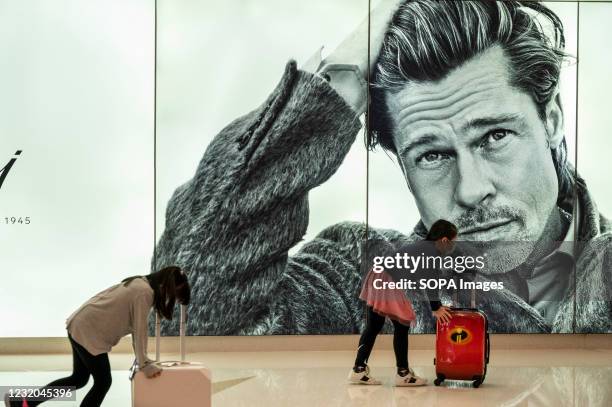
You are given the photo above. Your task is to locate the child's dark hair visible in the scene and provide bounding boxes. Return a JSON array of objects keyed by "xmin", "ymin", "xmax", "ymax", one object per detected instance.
[
  {"xmin": 122, "ymin": 266, "xmax": 191, "ymax": 320},
  {"xmin": 426, "ymin": 219, "xmax": 458, "ymax": 241}
]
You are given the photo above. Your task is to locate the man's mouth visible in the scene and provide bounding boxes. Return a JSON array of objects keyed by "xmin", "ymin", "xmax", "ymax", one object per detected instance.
[{"xmin": 459, "ymin": 219, "xmax": 516, "ymax": 240}]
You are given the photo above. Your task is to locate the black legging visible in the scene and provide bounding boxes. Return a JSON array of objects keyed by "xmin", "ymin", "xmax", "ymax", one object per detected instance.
[
  {"xmin": 354, "ymin": 306, "xmax": 409, "ymax": 369},
  {"xmin": 29, "ymin": 334, "xmax": 112, "ymax": 407}
]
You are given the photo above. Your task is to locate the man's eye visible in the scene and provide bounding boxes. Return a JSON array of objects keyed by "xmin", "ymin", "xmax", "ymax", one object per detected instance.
[
  {"xmin": 487, "ymin": 129, "xmax": 510, "ymax": 141},
  {"xmin": 482, "ymin": 129, "xmax": 513, "ymax": 148},
  {"xmin": 424, "ymin": 152, "xmax": 442, "ymax": 162},
  {"xmin": 415, "ymin": 151, "xmax": 451, "ymax": 167}
]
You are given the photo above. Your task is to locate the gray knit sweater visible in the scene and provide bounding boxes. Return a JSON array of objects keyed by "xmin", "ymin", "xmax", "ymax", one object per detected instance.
[{"xmin": 154, "ymin": 61, "xmax": 612, "ymax": 336}]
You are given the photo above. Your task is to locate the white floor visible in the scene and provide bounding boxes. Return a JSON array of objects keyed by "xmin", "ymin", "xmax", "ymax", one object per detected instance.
[{"xmin": 1, "ymin": 349, "xmax": 611, "ymax": 406}]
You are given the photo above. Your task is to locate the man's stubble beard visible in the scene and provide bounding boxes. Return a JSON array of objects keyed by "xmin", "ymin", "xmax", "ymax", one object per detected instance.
[{"xmin": 457, "ymin": 204, "xmax": 566, "ymax": 275}]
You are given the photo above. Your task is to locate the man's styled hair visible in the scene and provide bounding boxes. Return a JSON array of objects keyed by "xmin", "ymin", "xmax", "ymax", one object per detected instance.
[{"xmin": 368, "ymin": 0, "xmax": 575, "ymax": 206}]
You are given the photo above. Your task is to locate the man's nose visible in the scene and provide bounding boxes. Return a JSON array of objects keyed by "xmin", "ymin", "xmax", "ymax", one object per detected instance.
[{"xmin": 453, "ymin": 154, "xmax": 495, "ymax": 208}]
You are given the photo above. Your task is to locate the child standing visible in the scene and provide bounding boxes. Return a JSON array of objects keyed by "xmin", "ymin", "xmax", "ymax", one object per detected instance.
[{"xmin": 348, "ymin": 220, "xmax": 457, "ymax": 386}]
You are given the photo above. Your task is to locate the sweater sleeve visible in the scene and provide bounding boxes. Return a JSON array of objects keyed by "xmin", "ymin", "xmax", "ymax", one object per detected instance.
[
  {"xmin": 154, "ymin": 61, "xmax": 363, "ymax": 335},
  {"xmin": 131, "ymin": 294, "xmax": 152, "ymax": 367}
]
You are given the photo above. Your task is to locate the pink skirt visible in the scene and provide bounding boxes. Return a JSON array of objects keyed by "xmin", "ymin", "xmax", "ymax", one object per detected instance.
[{"xmin": 359, "ymin": 269, "xmax": 416, "ymax": 326}]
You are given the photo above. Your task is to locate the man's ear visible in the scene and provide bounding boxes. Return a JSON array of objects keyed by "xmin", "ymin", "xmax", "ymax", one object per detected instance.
[{"xmin": 545, "ymin": 92, "xmax": 564, "ymax": 150}]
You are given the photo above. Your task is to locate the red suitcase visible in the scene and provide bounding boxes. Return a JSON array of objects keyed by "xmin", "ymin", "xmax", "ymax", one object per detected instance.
[{"xmin": 434, "ymin": 307, "xmax": 490, "ymax": 388}]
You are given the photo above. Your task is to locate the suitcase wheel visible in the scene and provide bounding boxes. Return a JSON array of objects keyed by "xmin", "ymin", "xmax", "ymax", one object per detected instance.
[
  {"xmin": 472, "ymin": 377, "xmax": 483, "ymax": 388},
  {"xmin": 434, "ymin": 375, "xmax": 445, "ymax": 386}
]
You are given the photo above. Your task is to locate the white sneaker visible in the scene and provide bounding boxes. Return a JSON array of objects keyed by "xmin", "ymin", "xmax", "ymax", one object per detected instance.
[
  {"xmin": 395, "ymin": 368, "xmax": 428, "ymax": 387},
  {"xmin": 348, "ymin": 366, "xmax": 382, "ymax": 385}
]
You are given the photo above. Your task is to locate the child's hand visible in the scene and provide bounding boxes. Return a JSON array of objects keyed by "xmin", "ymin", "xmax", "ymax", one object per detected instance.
[
  {"xmin": 143, "ymin": 363, "xmax": 163, "ymax": 379},
  {"xmin": 432, "ymin": 306, "xmax": 452, "ymax": 324}
]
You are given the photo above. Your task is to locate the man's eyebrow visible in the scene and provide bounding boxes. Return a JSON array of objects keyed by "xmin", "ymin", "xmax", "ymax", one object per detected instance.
[
  {"xmin": 462, "ymin": 114, "xmax": 523, "ymax": 131},
  {"xmin": 397, "ymin": 135, "xmax": 440, "ymax": 157}
]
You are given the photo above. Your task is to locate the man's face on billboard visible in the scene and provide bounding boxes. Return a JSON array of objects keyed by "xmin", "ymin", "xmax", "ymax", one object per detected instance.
[{"xmin": 387, "ymin": 46, "xmax": 562, "ymax": 244}]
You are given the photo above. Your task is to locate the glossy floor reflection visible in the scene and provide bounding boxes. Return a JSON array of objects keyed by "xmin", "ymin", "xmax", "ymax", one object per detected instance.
[
  {"xmin": 1, "ymin": 350, "xmax": 611, "ymax": 406},
  {"xmin": 211, "ymin": 366, "xmax": 612, "ymax": 407}
]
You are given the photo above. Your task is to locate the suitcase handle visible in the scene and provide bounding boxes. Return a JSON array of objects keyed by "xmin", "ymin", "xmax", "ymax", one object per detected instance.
[
  {"xmin": 156, "ymin": 361, "xmax": 202, "ymax": 368},
  {"xmin": 451, "ymin": 279, "xmax": 476, "ymax": 308},
  {"xmin": 179, "ymin": 305, "xmax": 186, "ymax": 362},
  {"xmin": 155, "ymin": 304, "xmax": 187, "ymax": 363},
  {"xmin": 449, "ymin": 307, "xmax": 480, "ymax": 312},
  {"xmin": 155, "ymin": 313, "xmax": 161, "ymax": 362}
]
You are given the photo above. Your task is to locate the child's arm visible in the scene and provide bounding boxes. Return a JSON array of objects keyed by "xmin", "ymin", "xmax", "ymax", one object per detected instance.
[{"xmin": 132, "ymin": 295, "xmax": 162, "ymax": 378}]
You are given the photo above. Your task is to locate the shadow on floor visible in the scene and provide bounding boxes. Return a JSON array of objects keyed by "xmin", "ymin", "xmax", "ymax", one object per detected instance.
[{"xmin": 212, "ymin": 376, "xmax": 256, "ymax": 394}]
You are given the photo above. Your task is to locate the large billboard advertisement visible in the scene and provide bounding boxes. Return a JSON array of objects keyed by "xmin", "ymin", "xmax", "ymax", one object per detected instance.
[{"xmin": 1, "ymin": 1, "xmax": 610, "ymax": 337}]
